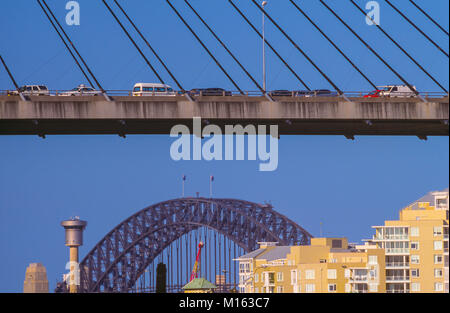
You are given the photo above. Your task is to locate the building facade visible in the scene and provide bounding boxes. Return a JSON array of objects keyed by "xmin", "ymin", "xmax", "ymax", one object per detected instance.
[
  {"xmin": 23, "ymin": 263, "xmax": 49, "ymax": 293},
  {"xmin": 236, "ymin": 239, "xmax": 386, "ymax": 293},
  {"xmin": 368, "ymin": 188, "xmax": 449, "ymax": 293},
  {"xmin": 236, "ymin": 188, "xmax": 448, "ymax": 293}
]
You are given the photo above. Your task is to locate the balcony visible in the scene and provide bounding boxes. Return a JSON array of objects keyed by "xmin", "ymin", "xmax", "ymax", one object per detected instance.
[
  {"xmin": 373, "ymin": 235, "xmax": 409, "ymax": 241},
  {"xmin": 385, "ymin": 248, "xmax": 410, "ymax": 255},
  {"xmin": 386, "ymin": 276, "xmax": 410, "ymax": 282},
  {"xmin": 386, "ymin": 262, "xmax": 409, "ymax": 268},
  {"xmin": 350, "ymin": 276, "xmax": 368, "ymax": 282},
  {"xmin": 386, "ymin": 289, "xmax": 410, "ymax": 293}
]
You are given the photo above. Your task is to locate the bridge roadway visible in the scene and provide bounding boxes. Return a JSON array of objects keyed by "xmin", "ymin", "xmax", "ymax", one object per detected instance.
[{"xmin": 0, "ymin": 95, "xmax": 448, "ymax": 136}]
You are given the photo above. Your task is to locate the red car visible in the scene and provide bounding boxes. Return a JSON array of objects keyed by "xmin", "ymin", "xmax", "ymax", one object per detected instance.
[{"xmin": 364, "ymin": 90, "xmax": 382, "ymax": 98}]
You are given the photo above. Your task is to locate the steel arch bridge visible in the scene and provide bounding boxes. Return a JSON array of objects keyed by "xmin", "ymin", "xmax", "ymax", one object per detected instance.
[{"xmin": 78, "ymin": 198, "xmax": 313, "ymax": 292}]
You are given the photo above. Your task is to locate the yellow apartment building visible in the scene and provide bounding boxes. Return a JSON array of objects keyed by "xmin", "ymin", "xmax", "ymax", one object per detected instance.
[
  {"xmin": 236, "ymin": 238, "xmax": 386, "ymax": 293},
  {"xmin": 367, "ymin": 188, "xmax": 449, "ymax": 293}
]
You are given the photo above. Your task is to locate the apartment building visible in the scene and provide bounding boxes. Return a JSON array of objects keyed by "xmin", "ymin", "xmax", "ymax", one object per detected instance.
[
  {"xmin": 368, "ymin": 188, "xmax": 449, "ymax": 293},
  {"xmin": 236, "ymin": 238, "xmax": 386, "ymax": 293}
]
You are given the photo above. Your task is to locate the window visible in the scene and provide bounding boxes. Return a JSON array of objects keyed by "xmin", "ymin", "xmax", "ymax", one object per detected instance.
[
  {"xmin": 143, "ymin": 87, "xmax": 154, "ymax": 92},
  {"xmin": 369, "ymin": 284, "xmax": 378, "ymax": 292},
  {"xmin": 327, "ymin": 269, "xmax": 337, "ymax": 279},
  {"xmin": 345, "ymin": 284, "xmax": 351, "ymax": 293},
  {"xmin": 435, "ymin": 283, "xmax": 443, "ymax": 292},
  {"xmin": 155, "ymin": 87, "xmax": 166, "ymax": 92},
  {"xmin": 305, "ymin": 270, "xmax": 315, "ymax": 279},
  {"xmin": 133, "ymin": 87, "xmax": 141, "ymax": 92},
  {"xmin": 434, "ymin": 226, "xmax": 443, "ymax": 236},
  {"xmin": 344, "ymin": 269, "xmax": 350, "ymax": 278},
  {"xmin": 254, "ymin": 287, "xmax": 259, "ymax": 293},
  {"xmin": 277, "ymin": 272, "xmax": 283, "ymax": 282},
  {"xmin": 411, "ymin": 283, "xmax": 421, "ymax": 292},
  {"xmin": 290, "ymin": 270, "xmax": 297, "ymax": 285},
  {"xmin": 434, "ymin": 241, "xmax": 443, "ymax": 250},
  {"xmin": 293, "ymin": 285, "xmax": 301, "ymax": 293},
  {"xmin": 434, "ymin": 255, "xmax": 443, "ymax": 264},
  {"xmin": 411, "ymin": 269, "xmax": 420, "ymax": 278},
  {"xmin": 437, "ymin": 198, "xmax": 447, "ymax": 208},
  {"xmin": 276, "ymin": 286, "xmax": 283, "ymax": 293},
  {"xmin": 411, "ymin": 242, "xmax": 419, "ymax": 250},
  {"xmin": 410, "ymin": 227, "xmax": 420, "ymax": 237},
  {"xmin": 435, "ymin": 269, "xmax": 443, "ymax": 278},
  {"xmin": 368, "ymin": 255, "xmax": 378, "ymax": 264},
  {"xmin": 254, "ymin": 273, "xmax": 259, "ymax": 283},
  {"xmin": 411, "ymin": 255, "xmax": 420, "ymax": 264},
  {"xmin": 328, "ymin": 284, "xmax": 337, "ymax": 292},
  {"xmin": 305, "ymin": 284, "xmax": 315, "ymax": 293},
  {"xmin": 369, "ymin": 269, "xmax": 377, "ymax": 279}
]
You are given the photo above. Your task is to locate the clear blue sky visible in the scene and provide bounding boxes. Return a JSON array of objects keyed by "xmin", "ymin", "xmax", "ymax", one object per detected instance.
[{"xmin": 0, "ymin": 0, "xmax": 448, "ymax": 292}]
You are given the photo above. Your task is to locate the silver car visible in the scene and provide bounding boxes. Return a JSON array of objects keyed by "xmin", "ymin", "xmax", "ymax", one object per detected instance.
[{"xmin": 61, "ymin": 84, "xmax": 102, "ymax": 96}]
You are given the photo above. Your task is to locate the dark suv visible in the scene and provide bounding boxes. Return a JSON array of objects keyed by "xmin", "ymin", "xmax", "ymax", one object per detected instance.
[{"xmin": 189, "ymin": 88, "xmax": 232, "ymax": 96}]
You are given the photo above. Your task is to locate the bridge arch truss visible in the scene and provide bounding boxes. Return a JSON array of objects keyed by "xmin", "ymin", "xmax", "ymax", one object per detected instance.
[{"xmin": 79, "ymin": 198, "xmax": 313, "ymax": 292}]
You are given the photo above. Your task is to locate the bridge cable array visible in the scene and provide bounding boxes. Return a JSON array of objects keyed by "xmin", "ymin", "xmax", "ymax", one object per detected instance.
[
  {"xmin": 248, "ymin": 0, "xmax": 345, "ymax": 97},
  {"xmin": 384, "ymin": 0, "xmax": 449, "ymax": 58},
  {"xmin": 102, "ymin": 0, "xmax": 165, "ymax": 85},
  {"xmin": 37, "ymin": 0, "xmax": 111, "ymax": 101},
  {"xmin": 350, "ymin": 0, "xmax": 448, "ymax": 94},
  {"xmin": 166, "ymin": 0, "xmax": 244, "ymax": 95},
  {"xmin": 409, "ymin": 0, "xmax": 449, "ymax": 37},
  {"xmin": 319, "ymin": 0, "xmax": 419, "ymax": 97},
  {"xmin": 111, "ymin": 0, "xmax": 188, "ymax": 97},
  {"xmin": 183, "ymin": 0, "xmax": 272, "ymax": 101},
  {"xmin": 289, "ymin": 0, "xmax": 378, "ymax": 90},
  {"xmin": 227, "ymin": 0, "xmax": 311, "ymax": 91},
  {"xmin": 0, "ymin": 54, "xmax": 26, "ymax": 101}
]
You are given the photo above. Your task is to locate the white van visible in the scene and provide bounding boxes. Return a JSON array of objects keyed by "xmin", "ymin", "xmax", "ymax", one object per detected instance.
[
  {"xmin": 378, "ymin": 85, "xmax": 417, "ymax": 98},
  {"xmin": 132, "ymin": 83, "xmax": 176, "ymax": 96}
]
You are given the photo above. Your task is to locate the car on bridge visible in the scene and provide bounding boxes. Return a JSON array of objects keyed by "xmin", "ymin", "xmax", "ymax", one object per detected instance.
[
  {"xmin": 365, "ymin": 85, "xmax": 417, "ymax": 98},
  {"xmin": 10, "ymin": 85, "xmax": 50, "ymax": 96},
  {"xmin": 269, "ymin": 90, "xmax": 294, "ymax": 97},
  {"xmin": 364, "ymin": 89, "xmax": 383, "ymax": 98},
  {"xmin": 60, "ymin": 84, "xmax": 102, "ymax": 96},
  {"xmin": 132, "ymin": 83, "xmax": 177, "ymax": 96},
  {"xmin": 304, "ymin": 89, "xmax": 339, "ymax": 97},
  {"xmin": 189, "ymin": 88, "xmax": 232, "ymax": 96}
]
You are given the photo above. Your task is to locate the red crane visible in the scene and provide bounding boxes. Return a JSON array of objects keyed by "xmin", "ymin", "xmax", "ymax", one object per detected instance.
[{"xmin": 190, "ymin": 242, "xmax": 204, "ymax": 281}]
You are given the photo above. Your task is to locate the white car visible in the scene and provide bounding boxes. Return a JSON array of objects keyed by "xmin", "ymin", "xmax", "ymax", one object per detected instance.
[
  {"xmin": 378, "ymin": 85, "xmax": 417, "ymax": 98},
  {"xmin": 132, "ymin": 83, "xmax": 176, "ymax": 96},
  {"xmin": 11, "ymin": 85, "xmax": 50, "ymax": 96},
  {"xmin": 61, "ymin": 84, "xmax": 103, "ymax": 96}
]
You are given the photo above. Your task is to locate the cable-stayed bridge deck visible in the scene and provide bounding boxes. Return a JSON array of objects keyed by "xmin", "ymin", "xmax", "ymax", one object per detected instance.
[{"xmin": 0, "ymin": 95, "xmax": 448, "ymax": 136}]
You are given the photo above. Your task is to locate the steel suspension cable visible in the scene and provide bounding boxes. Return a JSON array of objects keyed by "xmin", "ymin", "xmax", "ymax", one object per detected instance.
[
  {"xmin": 36, "ymin": 0, "xmax": 94, "ymax": 88},
  {"xmin": 166, "ymin": 0, "xmax": 243, "ymax": 94},
  {"xmin": 319, "ymin": 0, "xmax": 418, "ymax": 96},
  {"xmin": 409, "ymin": 0, "xmax": 449, "ymax": 37},
  {"xmin": 102, "ymin": 0, "xmax": 165, "ymax": 85},
  {"xmin": 184, "ymin": 0, "xmax": 265, "ymax": 94},
  {"xmin": 112, "ymin": 0, "xmax": 185, "ymax": 91},
  {"xmin": 228, "ymin": 0, "xmax": 310, "ymax": 90},
  {"xmin": 40, "ymin": 0, "xmax": 107, "ymax": 95},
  {"xmin": 289, "ymin": 0, "xmax": 377, "ymax": 90},
  {"xmin": 0, "ymin": 54, "xmax": 23, "ymax": 97},
  {"xmin": 248, "ymin": 0, "xmax": 344, "ymax": 95},
  {"xmin": 350, "ymin": 0, "xmax": 448, "ymax": 93},
  {"xmin": 384, "ymin": 0, "xmax": 449, "ymax": 58}
]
